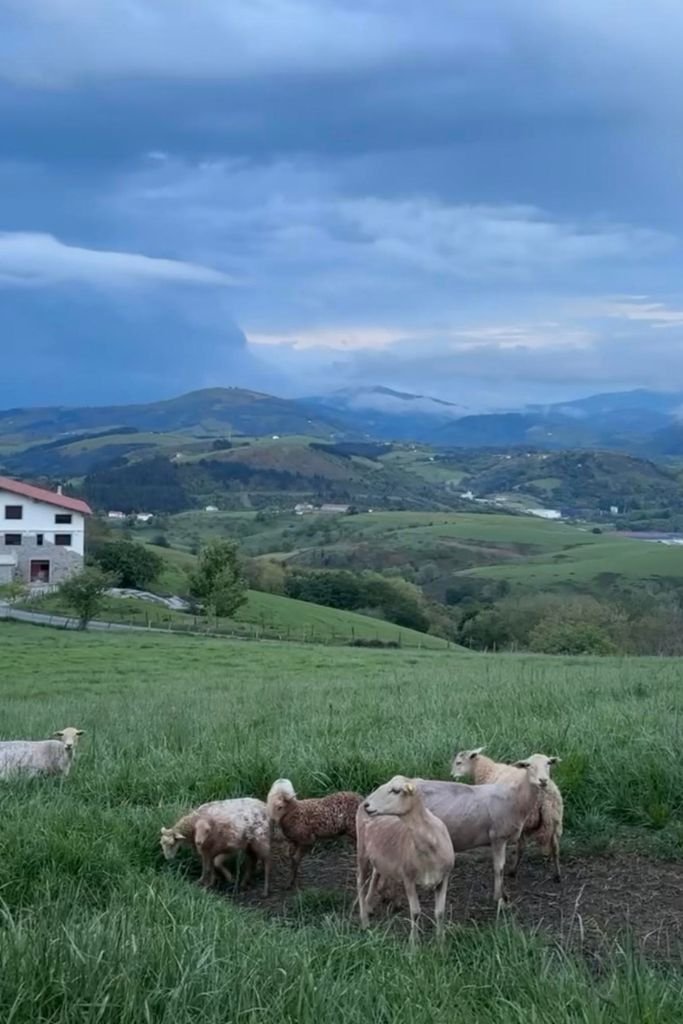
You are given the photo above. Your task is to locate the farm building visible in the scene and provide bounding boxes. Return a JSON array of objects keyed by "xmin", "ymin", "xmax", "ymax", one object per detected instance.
[{"xmin": 0, "ymin": 476, "xmax": 91, "ymax": 588}]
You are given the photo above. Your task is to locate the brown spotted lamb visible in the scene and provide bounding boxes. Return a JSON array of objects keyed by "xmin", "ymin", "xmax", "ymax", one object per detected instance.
[
  {"xmin": 451, "ymin": 746, "xmax": 563, "ymax": 882},
  {"xmin": 266, "ymin": 778, "xmax": 362, "ymax": 887},
  {"xmin": 160, "ymin": 797, "xmax": 271, "ymax": 894}
]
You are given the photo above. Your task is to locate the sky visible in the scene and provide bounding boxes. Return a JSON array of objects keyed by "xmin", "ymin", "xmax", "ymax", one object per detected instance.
[{"xmin": 1, "ymin": 1, "xmax": 683, "ymax": 411}]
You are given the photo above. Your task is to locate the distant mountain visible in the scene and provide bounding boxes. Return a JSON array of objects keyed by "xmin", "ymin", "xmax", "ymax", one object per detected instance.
[
  {"xmin": 305, "ymin": 386, "xmax": 470, "ymax": 442},
  {"xmin": 438, "ymin": 390, "xmax": 683, "ymax": 453},
  {"xmin": 0, "ymin": 388, "xmax": 347, "ymax": 445}
]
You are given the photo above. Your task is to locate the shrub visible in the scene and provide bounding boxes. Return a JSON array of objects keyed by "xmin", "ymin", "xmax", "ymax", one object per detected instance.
[
  {"xmin": 59, "ymin": 568, "xmax": 113, "ymax": 629},
  {"xmin": 188, "ymin": 540, "xmax": 247, "ymax": 618},
  {"xmin": 91, "ymin": 540, "xmax": 164, "ymax": 590}
]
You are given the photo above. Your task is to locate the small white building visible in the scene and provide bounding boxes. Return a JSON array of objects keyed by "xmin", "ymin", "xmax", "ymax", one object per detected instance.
[
  {"xmin": 107, "ymin": 510, "xmax": 126, "ymax": 520},
  {"xmin": 135, "ymin": 513, "xmax": 154, "ymax": 523},
  {"xmin": 525, "ymin": 508, "xmax": 562, "ymax": 520},
  {"xmin": 205, "ymin": 505, "xmax": 219, "ymax": 513},
  {"xmin": 0, "ymin": 476, "xmax": 91, "ymax": 586}
]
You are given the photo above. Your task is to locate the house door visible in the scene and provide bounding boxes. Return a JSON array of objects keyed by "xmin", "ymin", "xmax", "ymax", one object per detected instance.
[{"xmin": 30, "ymin": 560, "xmax": 50, "ymax": 583}]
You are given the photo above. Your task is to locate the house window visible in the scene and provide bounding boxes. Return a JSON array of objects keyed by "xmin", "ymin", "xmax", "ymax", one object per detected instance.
[
  {"xmin": 4, "ymin": 534, "xmax": 22, "ymax": 545},
  {"xmin": 36, "ymin": 534, "xmax": 44, "ymax": 546},
  {"xmin": 55, "ymin": 513, "xmax": 72, "ymax": 525},
  {"xmin": 4, "ymin": 505, "xmax": 23, "ymax": 520},
  {"xmin": 54, "ymin": 534, "xmax": 72, "ymax": 546},
  {"xmin": 30, "ymin": 560, "xmax": 50, "ymax": 583}
]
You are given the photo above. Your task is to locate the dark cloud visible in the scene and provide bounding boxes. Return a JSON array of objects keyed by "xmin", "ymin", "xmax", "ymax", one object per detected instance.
[{"xmin": 1, "ymin": 1, "xmax": 683, "ymax": 407}]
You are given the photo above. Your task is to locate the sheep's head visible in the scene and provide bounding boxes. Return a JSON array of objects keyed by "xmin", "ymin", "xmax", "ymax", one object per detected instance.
[
  {"xmin": 266, "ymin": 779, "xmax": 296, "ymax": 822},
  {"xmin": 53, "ymin": 727, "xmax": 85, "ymax": 753},
  {"xmin": 363, "ymin": 776, "xmax": 416, "ymax": 818},
  {"xmin": 159, "ymin": 826, "xmax": 186, "ymax": 860},
  {"xmin": 513, "ymin": 754, "xmax": 561, "ymax": 790},
  {"xmin": 450, "ymin": 746, "xmax": 485, "ymax": 779}
]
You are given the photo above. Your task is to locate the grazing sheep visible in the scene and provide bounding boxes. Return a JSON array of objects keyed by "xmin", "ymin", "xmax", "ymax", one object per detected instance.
[
  {"xmin": 451, "ymin": 746, "xmax": 564, "ymax": 881},
  {"xmin": 356, "ymin": 776, "xmax": 454, "ymax": 945},
  {"xmin": 266, "ymin": 778, "xmax": 362, "ymax": 887},
  {"xmin": 0, "ymin": 727, "xmax": 85, "ymax": 779},
  {"xmin": 160, "ymin": 797, "xmax": 271, "ymax": 894},
  {"xmin": 415, "ymin": 753, "xmax": 561, "ymax": 909}
]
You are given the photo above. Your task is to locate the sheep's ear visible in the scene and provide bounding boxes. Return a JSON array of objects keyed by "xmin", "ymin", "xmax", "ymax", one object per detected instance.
[
  {"xmin": 403, "ymin": 782, "xmax": 414, "ymax": 795},
  {"xmin": 514, "ymin": 760, "xmax": 530, "ymax": 769},
  {"xmin": 548, "ymin": 756, "xmax": 561, "ymax": 765},
  {"xmin": 76, "ymin": 730, "xmax": 85, "ymax": 736},
  {"xmin": 469, "ymin": 746, "xmax": 485, "ymax": 759},
  {"xmin": 52, "ymin": 730, "xmax": 64, "ymax": 738},
  {"xmin": 173, "ymin": 831, "xmax": 185, "ymax": 841}
]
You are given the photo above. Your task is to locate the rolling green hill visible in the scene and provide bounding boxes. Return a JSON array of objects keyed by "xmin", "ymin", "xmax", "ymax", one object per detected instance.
[
  {"xmin": 0, "ymin": 388, "xmax": 345, "ymax": 446},
  {"xmin": 25, "ymin": 587, "xmax": 450, "ymax": 649}
]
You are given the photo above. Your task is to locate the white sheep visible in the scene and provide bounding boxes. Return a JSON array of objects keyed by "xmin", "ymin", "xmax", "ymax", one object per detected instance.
[
  {"xmin": 356, "ymin": 775, "xmax": 454, "ymax": 945},
  {"xmin": 0, "ymin": 727, "xmax": 85, "ymax": 779},
  {"xmin": 451, "ymin": 746, "xmax": 564, "ymax": 881},
  {"xmin": 160, "ymin": 797, "xmax": 271, "ymax": 894},
  {"xmin": 415, "ymin": 753, "xmax": 561, "ymax": 908}
]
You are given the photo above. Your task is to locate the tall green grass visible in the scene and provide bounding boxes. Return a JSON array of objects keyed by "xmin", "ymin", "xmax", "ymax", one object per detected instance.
[{"xmin": 1, "ymin": 622, "xmax": 681, "ymax": 1023}]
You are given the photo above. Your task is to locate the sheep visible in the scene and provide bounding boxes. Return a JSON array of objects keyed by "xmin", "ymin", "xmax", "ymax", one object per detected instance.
[
  {"xmin": 0, "ymin": 727, "xmax": 85, "ymax": 779},
  {"xmin": 451, "ymin": 746, "xmax": 564, "ymax": 882},
  {"xmin": 266, "ymin": 778, "xmax": 363, "ymax": 887},
  {"xmin": 415, "ymin": 753, "xmax": 561, "ymax": 909},
  {"xmin": 356, "ymin": 775, "xmax": 454, "ymax": 945},
  {"xmin": 160, "ymin": 797, "xmax": 271, "ymax": 895}
]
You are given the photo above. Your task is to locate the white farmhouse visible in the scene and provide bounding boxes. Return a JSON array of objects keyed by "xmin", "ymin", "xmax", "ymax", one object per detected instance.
[{"xmin": 0, "ymin": 476, "xmax": 91, "ymax": 588}]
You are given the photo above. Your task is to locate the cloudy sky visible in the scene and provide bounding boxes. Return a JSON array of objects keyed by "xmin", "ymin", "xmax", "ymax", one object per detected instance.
[{"xmin": 1, "ymin": 1, "xmax": 682, "ymax": 410}]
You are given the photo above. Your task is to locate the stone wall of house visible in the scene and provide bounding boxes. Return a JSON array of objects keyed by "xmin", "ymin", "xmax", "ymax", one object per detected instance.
[{"xmin": 14, "ymin": 539, "xmax": 83, "ymax": 586}]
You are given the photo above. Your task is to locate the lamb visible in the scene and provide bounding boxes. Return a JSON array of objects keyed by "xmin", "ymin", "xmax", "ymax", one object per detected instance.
[
  {"xmin": 415, "ymin": 753, "xmax": 561, "ymax": 908},
  {"xmin": 356, "ymin": 775, "xmax": 454, "ymax": 945},
  {"xmin": 451, "ymin": 746, "xmax": 564, "ymax": 882},
  {"xmin": 0, "ymin": 727, "xmax": 85, "ymax": 779},
  {"xmin": 160, "ymin": 797, "xmax": 271, "ymax": 894},
  {"xmin": 266, "ymin": 778, "xmax": 362, "ymax": 887}
]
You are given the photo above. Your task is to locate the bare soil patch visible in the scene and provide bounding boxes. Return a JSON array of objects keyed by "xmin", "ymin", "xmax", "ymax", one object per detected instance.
[{"xmin": 234, "ymin": 839, "xmax": 682, "ymax": 964}]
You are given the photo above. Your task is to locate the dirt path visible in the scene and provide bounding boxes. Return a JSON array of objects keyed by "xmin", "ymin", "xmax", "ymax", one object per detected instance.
[{"xmin": 234, "ymin": 841, "xmax": 682, "ymax": 963}]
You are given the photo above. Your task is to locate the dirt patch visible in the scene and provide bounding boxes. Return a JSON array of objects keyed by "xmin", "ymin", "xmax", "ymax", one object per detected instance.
[{"xmin": 233, "ymin": 839, "xmax": 682, "ymax": 963}]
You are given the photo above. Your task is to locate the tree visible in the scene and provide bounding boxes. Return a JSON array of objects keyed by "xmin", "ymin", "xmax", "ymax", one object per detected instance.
[
  {"xmin": 0, "ymin": 579, "xmax": 27, "ymax": 603},
  {"xmin": 189, "ymin": 540, "xmax": 247, "ymax": 618},
  {"xmin": 91, "ymin": 540, "xmax": 163, "ymax": 589},
  {"xmin": 59, "ymin": 568, "xmax": 112, "ymax": 629}
]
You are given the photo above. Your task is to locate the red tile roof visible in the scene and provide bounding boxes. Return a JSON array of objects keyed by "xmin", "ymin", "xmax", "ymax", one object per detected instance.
[{"xmin": 0, "ymin": 476, "xmax": 92, "ymax": 515}]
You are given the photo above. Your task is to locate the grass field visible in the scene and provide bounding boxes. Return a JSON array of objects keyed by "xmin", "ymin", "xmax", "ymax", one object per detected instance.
[
  {"xmin": 467, "ymin": 536, "xmax": 683, "ymax": 587},
  {"xmin": 1, "ymin": 623, "xmax": 681, "ymax": 1023},
  {"xmin": 24, "ymin": 589, "xmax": 450, "ymax": 648}
]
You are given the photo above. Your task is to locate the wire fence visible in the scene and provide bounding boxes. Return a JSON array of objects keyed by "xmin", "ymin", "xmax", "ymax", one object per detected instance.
[{"xmin": 2, "ymin": 604, "xmax": 451, "ymax": 650}]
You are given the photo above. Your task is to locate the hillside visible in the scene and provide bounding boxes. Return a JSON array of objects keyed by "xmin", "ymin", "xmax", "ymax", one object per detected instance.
[
  {"xmin": 24, "ymin": 587, "xmax": 450, "ymax": 649},
  {"xmin": 458, "ymin": 449, "xmax": 683, "ymax": 514},
  {"xmin": 0, "ymin": 388, "xmax": 345, "ymax": 447},
  {"xmin": 2, "ymin": 623, "xmax": 680, "ymax": 1024},
  {"xmin": 6, "ymin": 385, "xmax": 683, "ymax": 460}
]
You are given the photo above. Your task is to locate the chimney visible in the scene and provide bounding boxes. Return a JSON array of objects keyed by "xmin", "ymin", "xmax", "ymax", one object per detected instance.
[{"xmin": 57, "ymin": 484, "xmax": 63, "ymax": 495}]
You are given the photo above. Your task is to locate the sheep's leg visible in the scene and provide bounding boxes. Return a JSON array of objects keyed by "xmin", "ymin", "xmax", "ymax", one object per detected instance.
[
  {"xmin": 213, "ymin": 853, "xmax": 234, "ymax": 885},
  {"xmin": 364, "ymin": 868, "xmax": 381, "ymax": 917},
  {"xmin": 198, "ymin": 850, "xmax": 216, "ymax": 888},
  {"xmin": 491, "ymin": 840, "xmax": 509, "ymax": 909},
  {"xmin": 288, "ymin": 843, "xmax": 307, "ymax": 888},
  {"xmin": 551, "ymin": 833, "xmax": 561, "ymax": 883},
  {"xmin": 403, "ymin": 879, "xmax": 422, "ymax": 948},
  {"xmin": 434, "ymin": 873, "xmax": 449, "ymax": 943},
  {"xmin": 508, "ymin": 833, "xmax": 526, "ymax": 878},
  {"xmin": 239, "ymin": 849, "xmax": 257, "ymax": 891},
  {"xmin": 357, "ymin": 857, "xmax": 372, "ymax": 928},
  {"xmin": 251, "ymin": 839, "xmax": 271, "ymax": 897}
]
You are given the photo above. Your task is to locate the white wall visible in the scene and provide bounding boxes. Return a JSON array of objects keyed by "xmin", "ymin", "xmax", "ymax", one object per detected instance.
[{"xmin": 0, "ymin": 489, "xmax": 86, "ymax": 556}]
